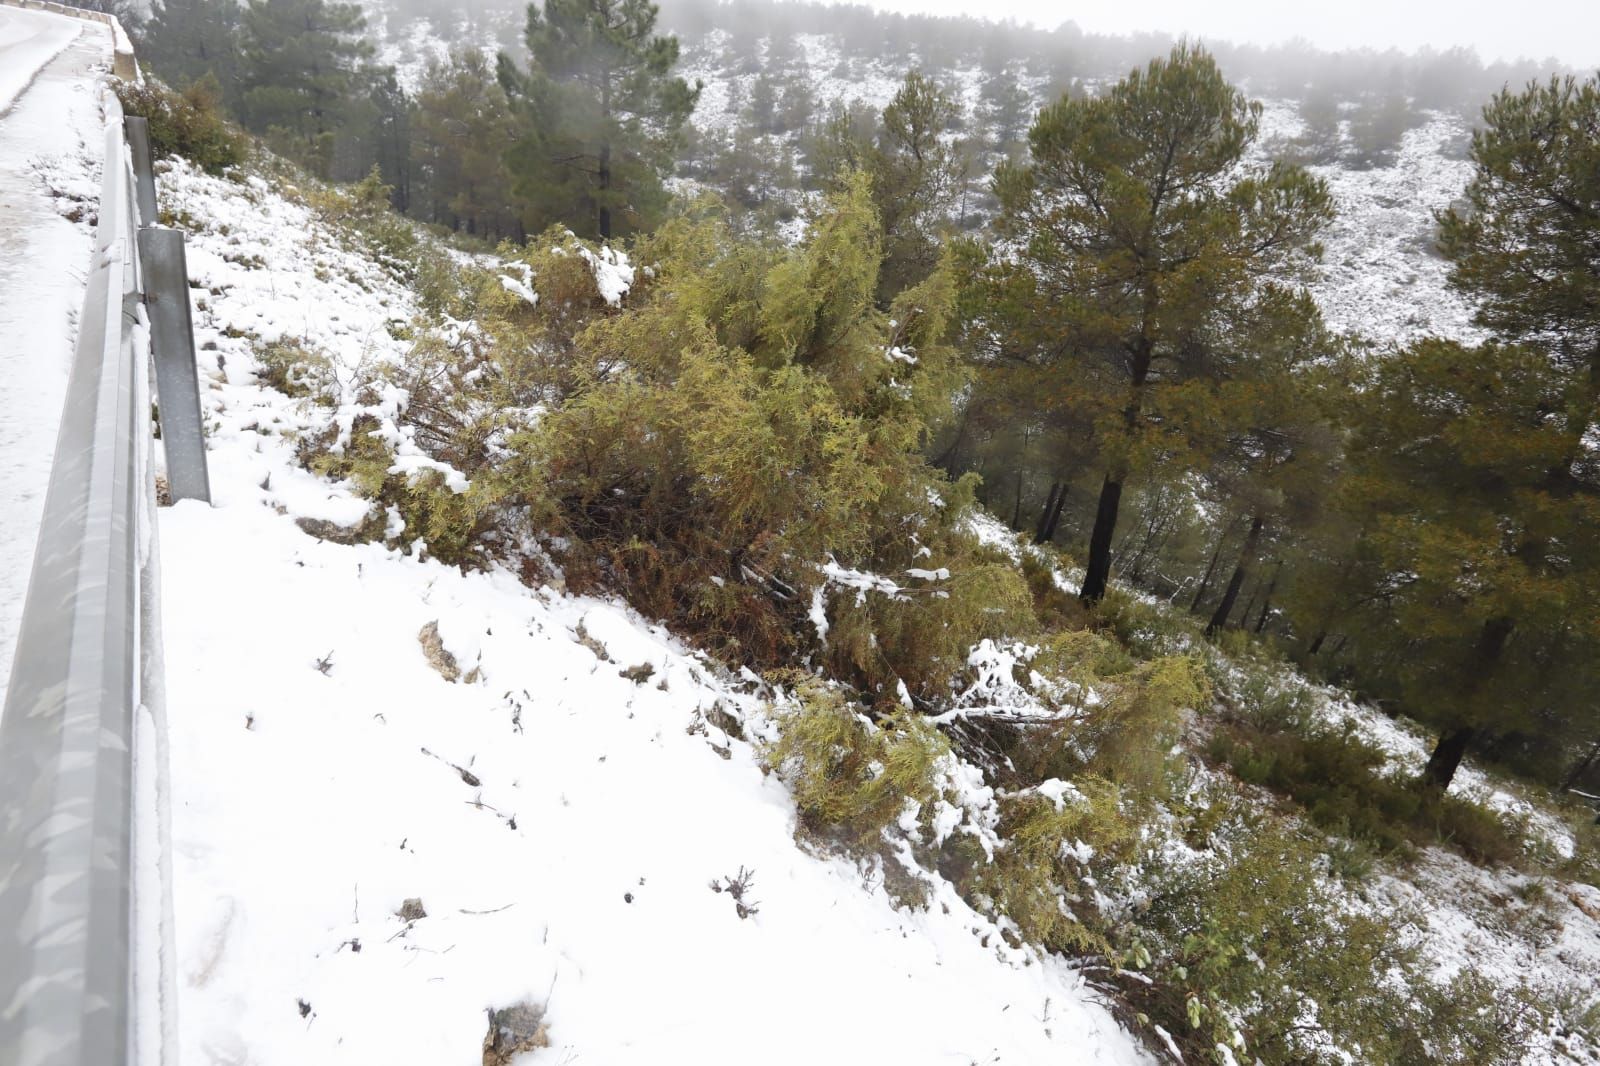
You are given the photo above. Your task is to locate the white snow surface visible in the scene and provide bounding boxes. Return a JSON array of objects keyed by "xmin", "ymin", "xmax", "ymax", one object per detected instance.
[
  {"xmin": 155, "ymin": 158, "xmax": 1152, "ymax": 1065},
  {"xmin": 0, "ymin": 14, "xmax": 108, "ymax": 702},
  {"xmin": 0, "ymin": 5, "xmax": 80, "ymax": 114}
]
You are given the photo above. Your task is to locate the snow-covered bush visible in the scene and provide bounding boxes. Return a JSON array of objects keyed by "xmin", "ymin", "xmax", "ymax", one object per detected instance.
[
  {"xmin": 765, "ymin": 678, "xmax": 949, "ymax": 852},
  {"xmin": 114, "ymin": 75, "xmax": 245, "ymax": 174}
]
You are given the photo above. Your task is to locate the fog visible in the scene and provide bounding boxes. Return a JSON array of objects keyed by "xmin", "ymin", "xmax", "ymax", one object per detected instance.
[{"xmin": 857, "ymin": 0, "xmax": 1600, "ymax": 70}]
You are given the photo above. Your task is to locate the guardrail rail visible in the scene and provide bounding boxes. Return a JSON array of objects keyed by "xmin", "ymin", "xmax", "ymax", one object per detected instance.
[{"xmin": 0, "ymin": 16, "xmax": 207, "ymax": 1065}]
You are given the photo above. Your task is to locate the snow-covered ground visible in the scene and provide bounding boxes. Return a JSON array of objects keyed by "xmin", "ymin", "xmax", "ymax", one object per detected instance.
[
  {"xmin": 1253, "ymin": 99, "xmax": 1483, "ymax": 346},
  {"xmin": 154, "ymin": 157, "xmax": 1152, "ymax": 1066},
  {"xmin": 0, "ymin": 8, "xmax": 108, "ymax": 701}
]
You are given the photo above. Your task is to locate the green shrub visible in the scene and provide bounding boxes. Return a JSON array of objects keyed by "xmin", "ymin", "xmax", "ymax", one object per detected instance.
[
  {"xmin": 1098, "ymin": 587, "xmax": 1201, "ymax": 659},
  {"xmin": 254, "ymin": 338, "xmax": 332, "ymax": 399},
  {"xmin": 1126, "ymin": 818, "xmax": 1422, "ymax": 1064},
  {"xmin": 765, "ymin": 679, "xmax": 948, "ymax": 853},
  {"xmin": 1431, "ymin": 795, "xmax": 1523, "ymax": 867},
  {"xmin": 823, "ymin": 548, "xmax": 1037, "ymax": 703},
  {"xmin": 115, "ymin": 75, "xmax": 244, "ymax": 174},
  {"xmin": 967, "ymin": 779, "xmax": 1133, "ymax": 954},
  {"xmin": 987, "ymin": 631, "xmax": 1207, "ymax": 804}
]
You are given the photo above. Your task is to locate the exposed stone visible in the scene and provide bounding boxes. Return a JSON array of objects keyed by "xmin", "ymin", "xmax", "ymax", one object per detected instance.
[
  {"xmin": 482, "ymin": 1002, "xmax": 550, "ymax": 1066},
  {"xmin": 418, "ymin": 621, "xmax": 460, "ymax": 682}
]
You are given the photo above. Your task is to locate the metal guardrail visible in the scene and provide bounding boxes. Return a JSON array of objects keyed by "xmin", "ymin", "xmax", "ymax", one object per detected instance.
[{"xmin": 0, "ymin": 26, "xmax": 207, "ymax": 1065}]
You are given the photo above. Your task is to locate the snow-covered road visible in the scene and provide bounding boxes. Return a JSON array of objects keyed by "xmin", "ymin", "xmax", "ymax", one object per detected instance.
[
  {"xmin": 0, "ymin": 8, "xmax": 108, "ymax": 700},
  {"xmin": 0, "ymin": 5, "xmax": 80, "ymax": 113}
]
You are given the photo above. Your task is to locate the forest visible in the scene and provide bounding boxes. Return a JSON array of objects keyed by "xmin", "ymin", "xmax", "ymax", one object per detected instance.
[{"xmin": 105, "ymin": 0, "xmax": 1600, "ymax": 1059}]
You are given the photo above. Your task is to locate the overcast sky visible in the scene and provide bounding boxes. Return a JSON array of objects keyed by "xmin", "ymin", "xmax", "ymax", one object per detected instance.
[{"xmin": 860, "ymin": 0, "xmax": 1600, "ymax": 70}]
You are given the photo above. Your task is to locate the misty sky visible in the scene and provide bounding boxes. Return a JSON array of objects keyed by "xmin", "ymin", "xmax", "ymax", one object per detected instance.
[{"xmin": 861, "ymin": 0, "xmax": 1600, "ymax": 69}]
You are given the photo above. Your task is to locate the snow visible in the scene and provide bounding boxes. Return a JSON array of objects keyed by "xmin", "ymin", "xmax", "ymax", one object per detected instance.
[
  {"xmin": 0, "ymin": 13, "xmax": 109, "ymax": 702},
  {"xmin": 153, "ymin": 155, "xmax": 1153, "ymax": 1065},
  {"xmin": 0, "ymin": 5, "xmax": 80, "ymax": 114},
  {"xmin": 577, "ymin": 243, "xmax": 634, "ymax": 306},
  {"xmin": 1253, "ymin": 100, "xmax": 1485, "ymax": 347}
]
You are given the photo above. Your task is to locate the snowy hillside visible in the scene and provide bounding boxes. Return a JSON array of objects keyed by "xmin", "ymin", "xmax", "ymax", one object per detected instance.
[
  {"xmin": 361, "ymin": 13, "xmax": 1486, "ymax": 347},
  {"xmin": 153, "ymin": 156, "xmax": 1152, "ymax": 1066}
]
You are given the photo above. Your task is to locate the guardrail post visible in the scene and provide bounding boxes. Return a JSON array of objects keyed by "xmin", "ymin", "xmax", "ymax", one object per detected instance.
[
  {"xmin": 124, "ymin": 117, "xmax": 157, "ymax": 227},
  {"xmin": 137, "ymin": 229, "xmax": 211, "ymax": 504}
]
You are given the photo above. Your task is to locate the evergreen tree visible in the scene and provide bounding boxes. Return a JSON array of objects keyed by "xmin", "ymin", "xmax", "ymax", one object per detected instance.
[
  {"xmin": 237, "ymin": 0, "xmax": 375, "ymax": 175},
  {"xmin": 989, "ymin": 45, "xmax": 1333, "ymax": 604},
  {"xmin": 498, "ymin": 0, "xmax": 699, "ymax": 240},
  {"xmin": 412, "ymin": 50, "xmax": 525, "ymax": 239},
  {"xmin": 1336, "ymin": 340, "xmax": 1600, "ymax": 791},
  {"xmin": 1363, "ymin": 71, "xmax": 1600, "ymax": 791},
  {"xmin": 1438, "ymin": 73, "xmax": 1600, "ymax": 394},
  {"xmin": 138, "ymin": 0, "xmax": 241, "ymax": 98},
  {"xmin": 808, "ymin": 72, "xmax": 967, "ymax": 303}
]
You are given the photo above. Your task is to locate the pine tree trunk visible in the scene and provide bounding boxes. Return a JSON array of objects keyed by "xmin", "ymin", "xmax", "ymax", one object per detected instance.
[
  {"xmin": 1011, "ymin": 470, "xmax": 1024, "ymax": 530},
  {"xmin": 598, "ymin": 139, "xmax": 612, "ymax": 239},
  {"xmin": 1421, "ymin": 615, "xmax": 1515, "ymax": 791},
  {"xmin": 1422, "ymin": 726, "xmax": 1475, "ymax": 791},
  {"xmin": 598, "ymin": 75, "xmax": 613, "ymax": 240},
  {"xmin": 1034, "ymin": 482, "xmax": 1062, "ymax": 543},
  {"xmin": 1082, "ymin": 350, "xmax": 1148, "ymax": 605},
  {"xmin": 1040, "ymin": 483, "xmax": 1067, "ymax": 544},
  {"xmin": 1235, "ymin": 583, "xmax": 1259, "ymax": 632},
  {"xmin": 1190, "ymin": 533, "xmax": 1226, "ymax": 613},
  {"xmin": 1206, "ymin": 514, "xmax": 1264, "ymax": 636},
  {"xmin": 1079, "ymin": 474, "xmax": 1123, "ymax": 604},
  {"xmin": 1560, "ymin": 736, "xmax": 1600, "ymax": 792},
  {"xmin": 1253, "ymin": 563, "xmax": 1281, "ymax": 634}
]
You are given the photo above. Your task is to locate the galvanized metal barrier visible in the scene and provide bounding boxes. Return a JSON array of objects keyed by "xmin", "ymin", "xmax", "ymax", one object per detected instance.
[{"xmin": 0, "ymin": 40, "xmax": 207, "ymax": 1065}]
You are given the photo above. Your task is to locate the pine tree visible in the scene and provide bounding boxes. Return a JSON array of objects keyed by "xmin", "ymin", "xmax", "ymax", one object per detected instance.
[
  {"xmin": 1361, "ymin": 71, "xmax": 1600, "ymax": 791},
  {"xmin": 1438, "ymin": 72, "xmax": 1600, "ymax": 400},
  {"xmin": 809, "ymin": 72, "xmax": 967, "ymax": 303},
  {"xmin": 989, "ymin": 45, "xmax": 1333, "ymax": 604},
  {"xmin": 138, "ymin": 0, "xmax": 241, "ymax": 98},
  {"xmin": 498, "ymin": 0, "xmax": 699, "ymax": 240},
  {"xmin": 411, "ymin": 50, "xmax": 524, "ymax": 239},
  {"xmin": 1336, "ymin": 340, "xmax": 1600, "ymax": 791},
  {"xmin": 237, "ymin": 0, "xmax": 375, "ymax": 175}
]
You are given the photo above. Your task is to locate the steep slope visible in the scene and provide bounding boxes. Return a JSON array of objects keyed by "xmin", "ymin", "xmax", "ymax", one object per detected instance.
[{"xmin": 154, "ymin": 157, "xmax": 1151, "ymax": 1066}]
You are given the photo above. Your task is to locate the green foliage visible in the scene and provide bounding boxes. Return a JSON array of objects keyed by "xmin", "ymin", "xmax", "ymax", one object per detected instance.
[
  {"xmin": 1128, "ymin": 820, "xmax": 1421, "ymax": 1065},
  {"xmin": 823, "ymin": 547, "xmax": 1036, "ymax": 702},
  {"xmin": 236, "ymin": 0, "xmax": 376, "ymax": 177},
  {"xmin": 1438, "ymin": 71, "xmax": 1600, "ymax": 369},
  {"xmin": 967, "ymin": 780, "xmax": 1132, "ymax": 954},
  {"xmin": 520, "ymin": 182, "xmax": 996, "ymax": 676},
  {"xmin": 410, "ymin": 50, "xmax": 527, "ymax": 241},
  {"xmin": 1011, "ymin": 631, "xmax": 1209, "ymax": 799},
  {"xmin": 979, "ymin": 44, "xmax": 1334, "ymax": 602},
  {"xmin": 307, "ymin": 167, "xmax": 422, "ymax": 275},
  {"xmin": 499, "ymin": 0, "xmax": 699, "ymax": 239},
  {"xmin": 765, "ymin": 679, "xmax": 948, "ymax": 851},
  {"xmin": 809, "ymin": 71, "xmax": 969, "ymax": 302},
  {"xmin": 1098, "ymin": 588, "xmax": 1202, "ymax": 660},
  {"xmin": 115, "ymin": 76, "xmax": 245, "ymax": 174},
  {"xmin": 137, "ymin": 0, "xmax": 242, "ymax": 101},
  {"xmin": 1205, "ymin": 659, "xmax": 1528, "ymax": 866}
]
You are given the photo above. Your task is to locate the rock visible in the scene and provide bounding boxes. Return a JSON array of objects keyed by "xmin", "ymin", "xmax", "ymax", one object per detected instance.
[
  {"xmin": 295, "ymin": 515, "xmax": 366, "ymax": 544},
  {"xmin": 398, "ymin": 897, "xmax": 427, "ymax": 922},
  {"xmin": 418, "ymin": 621, "xmax": 460, "ymax": 682},
  {"xmin": 482, "ymin": 1002, "xmax": 550, "ymax": 1066},
  {"xmin": 619, "ymin": 662, "xmax": 655, "ymax": 684}
]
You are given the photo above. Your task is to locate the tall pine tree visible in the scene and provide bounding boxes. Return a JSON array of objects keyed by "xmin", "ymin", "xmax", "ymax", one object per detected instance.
[
  {"xmin": 988, "ymin": 45, "xmax": 1333, "ymax": 603},
  {"xmin": 498, "ymin": 0, "xmax": 698, "ymax": 240},
  {"xmin": 237, "ymin": 0, "xmax": 375, "ymax": 176}
]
